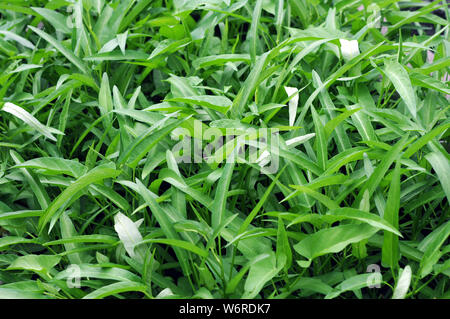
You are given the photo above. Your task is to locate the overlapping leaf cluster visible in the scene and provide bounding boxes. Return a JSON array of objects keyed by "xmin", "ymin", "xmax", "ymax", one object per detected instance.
[{"xmin": 0, "ymin": 0, "xmax": 449, "ymax": 299}]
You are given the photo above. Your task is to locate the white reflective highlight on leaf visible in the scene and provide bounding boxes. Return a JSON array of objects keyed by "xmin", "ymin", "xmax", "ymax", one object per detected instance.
[
  {"xmin": 392, "ymin": 265, "xmax": 412, "ymax": 299},
  {"xmin": 114, "ymin": 212, "xmax": 143, "ymax": 259},
  {"xmin": 156, "ymin": 288, "xmax": 174, "ymax": 298},
  {"xmin": 339, "ymin": 39, "xmax": 360, "ymax": 62},
  {"xmin": 257, "ymin": 150, "xmax": 271, "ymax": 167},
  {"xmin": 285, "ymin": 133, "xmax": 315, "ymax": 148},
  {"xmin": 284, "ymin": 86, "xmax": 299, "ymax": 127}
]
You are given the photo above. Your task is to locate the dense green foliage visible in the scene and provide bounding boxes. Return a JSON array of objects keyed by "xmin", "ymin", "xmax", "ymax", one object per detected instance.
[{"xmin": 0, "ymin": 0, "xmax": 449, "ymax": 299}]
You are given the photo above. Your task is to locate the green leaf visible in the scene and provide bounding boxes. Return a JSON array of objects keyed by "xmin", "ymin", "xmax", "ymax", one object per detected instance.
[
  {"xmin": 231, "ymin": 52, "xmax": 269, "ymax": 117},
  {"xmin": 404, "ymin": 122, "xmax": 450, "ymax": 158},
  {"xmin": 38, "ymin": 165, "xmax": 121, "ymax": 232},
  {"xmin": 119, "ymin": 117, "xmax": 187, "ymax": 169},
  {"xmin": 418, "ymin": 221, "xmax": 450, "ymax": 278},
  {"xmin": 357, "ymin": 134, "xmax": 409, "ymax": 201},
  {"xmin": 8, "ymin": 255, "xmax": 61, "ymax": 277},
  {"xmin": 294, "ymin": 224, "xmax": 379, "ymax": 265},
  {"xmin": 90, "ymin": 184, "xmax": 130, "ymax": 211},
  {"xmin": 289, "ymin": 277, "xmax": 334, "ymax": 296},
  {"xmin": 28, "ymin": 26, "xmax": 90, "ymax": 75},
  {"xmin": 0, "ymin": 288, "xmax": 47, "ymax": 299},
  {"xmin": 286, "ymin": 185, "xmax": 339, "ymax": 210},
  {"xmin": 166, "ymin": 95, "xmax": 232, "ymax": 114},
  {"xmin": 249, "ymin": 0, "xmax": 263, "ymax": 63},
  {"xmin": 382, "ymin": 59, "xmax": 417, "ymax": 118},
  {"xmin": 294, "ymin": 42, "xmax": 386, "ymax": 127},
  {"xmin": 0, "ymin": 30, "xmax": 35, "ymax": 49},
  {"xmin": 324, "ymin": 147, "xmax": 368, "ymax": 176},
  {"xmin": 347, "ymin": 103, "xmax": 377, "ymax": 142},
  {"xmin": 239, "ymin": 165, "xmax": 286, "ymax": 235},
  {"xmin": 417, "ymin": 56, "xmax": 450, "ymax": 74},
  {"xmin": 44, "ymin": 235, "xmax": 118, "ymax": 246},
  {"xmin": 31, "ymin": 7, "xmax": 71, "ymax": 34},
  {"xmin": 60, "ymin": 212, "xmax": 84, "ymax": 265},
  {"xmin": 138, "ymin": 238, "xmax": 208, "ymax": 258},
  {"xmin": 132, "ymin": 179, "xmax": 190, "ymax": 275},
  {"xmin": 193, "ymin": 54, "xmax": 251, "ymax": 68},
  {"xmin": 148, "ymin": 38, "xmax": 190, "ymax": 60},
  {"xmin": 327, "ymin": 208, "xmax": 402, "ymax": 237},
  {"xmin": 0, "ymin": 236, "xmax": 38, "ymax": 251},
  {"xmin": 119, "ymin": 0, "xmax": 153, "ymax": 32},
  {"xmin": 382, "ymin": 161, "xmax": 401, "ymax": 268},
  {"xmin": 211, "ymin": 158, "xmax": 236, "ymax": 229},
  {"xmin": 311, "ymin": 106, "xmax": 327, "ymax": 170},
  {"xmin": 243, "ymin": 251, "xmax": 284, "ymax": 298},
  {"xmin": 55, "ymin": 264, "xmax": 142, "ymax": 283},
  {"xmin": 84, "ymin": 50, "xmax": 149, "ymax": 61},
  {"xmin": 0, "ymin": 210, "xmax": 43, "ymax": 221},
  {"xmin": 324, "ymin": 107, "xmax": 361, "ymax": 140},
  {"xmin": 158, "ymin": 169, "xmax": 271, "ymax": 258},
  {"xmin": 9, "ymin": 150, "xmax": 50, "ymax": 210},
  {"xmin": 410, "ymin": 72, "xmax": 450, "ymax": 95},
  {"xmin": 425, "ymin": 151, "xmax": 450, "ymax": 204},
  {"xmin": 2, "ymin": 102, "xmax": 63, "ymax": 142},
  {"xmin": 276, "ymin": 217, "xmax": 292, "ymax": 270},
  {"xmin": 325, "ymin": 273, "xmax": 383, "ymax": 299},
  {"xmin": 13, "ymin": 157, "xmax": 86, "ymax": 178},
  {"xmin": 82, "ymin": 281, "xmax": 147, "ymax": 299},
  {"xmin": 99, "ymin": 73, "xmax": 114, "ymax": 126}
]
